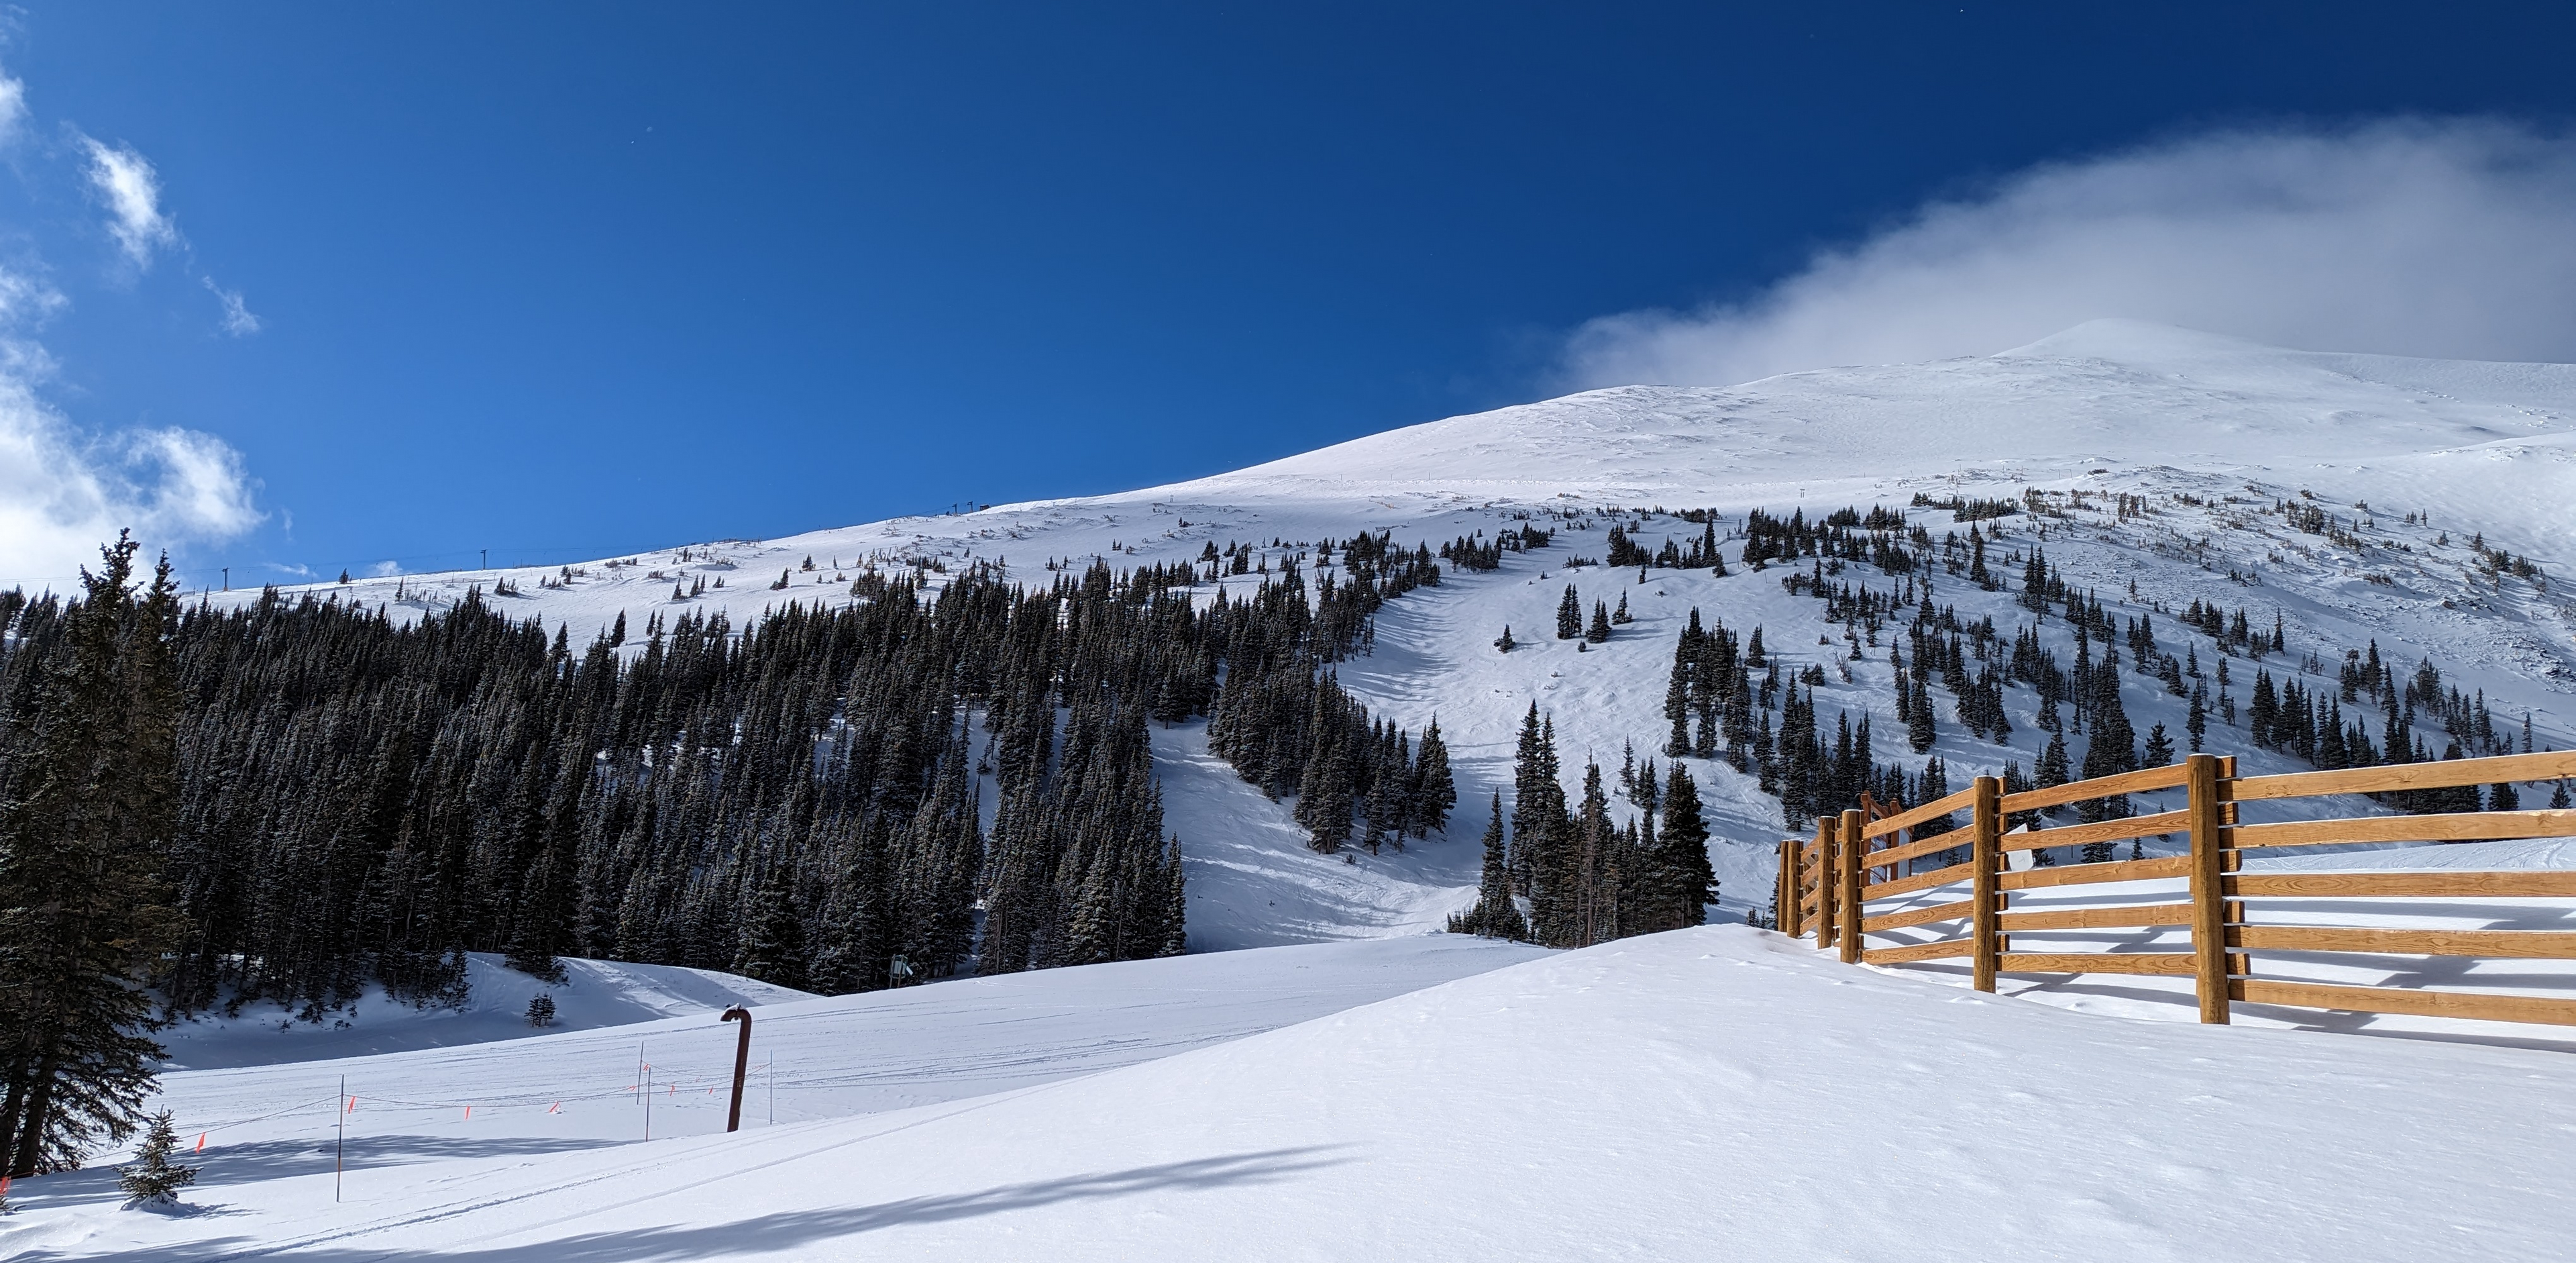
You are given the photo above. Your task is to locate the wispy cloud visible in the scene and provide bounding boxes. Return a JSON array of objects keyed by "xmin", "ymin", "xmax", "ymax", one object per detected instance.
[
  {"xmin": 203, "ymin": 275, "xmax": 260, "ymax": 336},
  {"xmin": 0, "ymin": 72, "xmax": 28, "ymax": 149},
  {"xmin": 80, "ymin": 134, "xmax": 180, "ymax": 267},
  {"xmin": 0, "ymin": 261, "xmax": 262, "ymax": 583},
  {"xmin": 0, "ymin": 67, "xmax": 267, "ymax": 585},
  {"xmin": 1562, "ymin": 118, "xmax": 2576, "ymax": 387}
]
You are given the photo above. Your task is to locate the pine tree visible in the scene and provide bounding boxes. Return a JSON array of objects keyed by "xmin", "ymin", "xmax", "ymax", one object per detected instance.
[
  {"xmin": 2037, "ymin": 730, "xmax": 2071, "ymax": 793},
  {"xmin": 1662, "ymin": 647, "xmax": 1693, "ymax": 758},
  {"xmin": 2489, "ymin": 780, "xmax": 2520, "ymax": 812},
  {"xmin": 1660, "ymin": 764, "xmax": 1714, "ymax": 929},
  {"xmin": 731, "ymin": 868, "xmax": 810, "ymax": 990},
  {"xmin": 0, "ymin": 537, "xmax": 184, "ymax": 1178},
  {"xmin": 1569, "ymin": 762, "xmax": 1613, "ymax": 947},
  {"xmin": 525, "ymin": 993, "xmax": 557, "ymax": 1027},
  {"xmin": 115, "ymin": 1109, "xmax": 196, "ymax": 1210},
  {"xmin": 1587, "ymin": 600, "xmax": 1611, "ymax": 643},
  {"xmin": 1556, "ymin": 585, "xmax": 1582, "ymax": 640},
  {"xmin": 1411, "ymin": 719, "xmax": 1456, "ymax": 836},
  {"xmin": 1905, "ymin": 671, "xmax": 1936, "ymax": 754},
  {"xmin": 1450, "ymin": 793, "xmax": 1527, "ymax": 940}
]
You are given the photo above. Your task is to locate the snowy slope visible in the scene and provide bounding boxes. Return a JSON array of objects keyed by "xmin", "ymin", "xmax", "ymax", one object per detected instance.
[
  {"xmin": 155, "ymin": 953, "xmax": 816, "ymax": 1072},
  {"xmin": 15, "ymin": 927, "xmax": 2573, "ymax": 1262},
  {"xmin": 221, "ymin": 320, "xmax": 2576, "ymax": 944},
  {"xmin": 0, "ymin": 937, "xmax": 1546, "ymax": 1248}
]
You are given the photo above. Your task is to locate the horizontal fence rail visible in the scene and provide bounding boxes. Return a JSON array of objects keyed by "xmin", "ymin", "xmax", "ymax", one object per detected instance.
[{"xmin": 1773, "ymin": 749, "xmax": 2576, "ymax": 1030}]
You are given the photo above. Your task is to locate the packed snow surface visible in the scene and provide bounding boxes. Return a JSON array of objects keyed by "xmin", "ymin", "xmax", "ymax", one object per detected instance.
[
  {"xmin": 1, "ymin": 936, "xmax": 1546, "ymax": 1256},
  {"xmin": 13, "ymin": 928, "xmax": 2572, "ymax": 1261}
]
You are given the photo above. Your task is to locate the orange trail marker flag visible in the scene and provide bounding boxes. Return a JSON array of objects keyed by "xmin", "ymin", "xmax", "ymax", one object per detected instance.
[{"xmin": 195, "ymin": 1133, "xmax": 206, "ymax": 1153}]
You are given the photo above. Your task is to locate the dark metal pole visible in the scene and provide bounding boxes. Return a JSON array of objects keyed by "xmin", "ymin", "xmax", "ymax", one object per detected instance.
[{"xmin": 720, "ymin": 1007, "xmax": 753, "ymax": 1133}]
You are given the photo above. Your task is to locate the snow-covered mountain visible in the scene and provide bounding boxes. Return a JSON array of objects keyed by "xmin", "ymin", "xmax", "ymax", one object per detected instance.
[
  {"xmin": 248, "ymin": 319, "xmax": 2576, "ymax": 948},
  {"xmin": 16, "ymin": 321, "xmax": 2576, "ymax": 1260}
]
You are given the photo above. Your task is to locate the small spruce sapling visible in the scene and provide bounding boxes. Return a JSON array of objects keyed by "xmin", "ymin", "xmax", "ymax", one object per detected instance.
[
  {"xmin": 526, "ymin": 993, "xmax": 557, "ymax": 1027},
  {"xmin": 117, "ymin": 1111, "xmax": 199, "ymax": 1211}
]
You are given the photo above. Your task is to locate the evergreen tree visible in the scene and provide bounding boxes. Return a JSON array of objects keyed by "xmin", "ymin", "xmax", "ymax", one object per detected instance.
[
  {"xmin": 1568, "ymin": 761, "xmax": 1613, "ymax": 947},
  {"xmin": 114, "ymin": 1109, "xmax": 196, "ymax": 1209},
  {"xmin": 732, "ymin": 868, "xmax": 810, "ymax": 990},
  {"xmin": 1556, "ymin": 585, "xmax": 1582, "ymax": 640},
  {"xmin": 0, "ymin": 536, "xmax": 183, "ymax": 1177},
  {"xmin": 1587, "ymin": 600, "xmax": 1611, "ymax": 643},
  {"xmin": 1660, "ymin": 764, "xmax": 1715, "ymax": 929},
  {"xmin": 1905, "ymin": 670, "xmax": 1936, "ymax": 754},
  {"xmin": 1411, "ymin": 719, "xmax": 1456, "ymax": 836},
  {"xmin": 1449, "ymin": 793, "xmax": 1527, "ymax": 940}
]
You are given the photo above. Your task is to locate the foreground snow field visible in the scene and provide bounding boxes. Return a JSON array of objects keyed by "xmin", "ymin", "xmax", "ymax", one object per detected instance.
[
  {"xmin": 13, "ymin": 927, "xmax": 2571, "ymax": 1262},
  {"xmin": 0, "ymin": 936, "xmax": 1546, "ymax": 1256}
]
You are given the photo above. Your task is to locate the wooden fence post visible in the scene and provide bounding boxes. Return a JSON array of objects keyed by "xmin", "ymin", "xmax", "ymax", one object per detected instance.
[
  {"xmin": 1815, "ymin": 816, "xmax": 1839, "ymax": 951},
  {"xmin": 1787, "ymin": 838, "xmax": 1807, "ymax": 939},
  {"xmin": 1971, "ymin": 774, "xmax": 2002, "ymax": 993},
  {"xmin": 2186, "ymin": 753, "xmax": 2231, "ymax": 1025},
  {"xmin": 2217, "ymin": 755, "xmax": 2243, "ymax": 984},
  {"xmin": 1774, "ymin": 840, "xmax": 1792, "ymax": 933},
  {"xmin": 1838, "ymin": 807, "xmax": 1865, "ymax": 965}
]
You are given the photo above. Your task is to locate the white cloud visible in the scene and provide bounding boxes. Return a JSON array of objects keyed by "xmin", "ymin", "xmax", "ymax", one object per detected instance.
[
  {"xmin": 80, "ymin": 135, "xmax": 180, "ymax": 267},
  {"xmin": 0, "ymin": 72, "xmax": 29, "ymax": 148},
  {"xmin": 1562, "ymin": 118, "xmax": 2576, "ymax": 388},
  {"xmin": 367, "ymin": 560, "xmax": 402, "ymax": 578},
  {"xmin": 0, "ymin": 268, "xmax": 262, "ymax": 585},
  {"xmin": 203, "ymin": 275, "xmax": 260, "ymax": 336}
]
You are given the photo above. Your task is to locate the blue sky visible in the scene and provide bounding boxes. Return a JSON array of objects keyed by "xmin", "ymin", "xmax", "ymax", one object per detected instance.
[{"xmin": 6, "ymin": 3, "xmax": 2576, "ymax": 588}]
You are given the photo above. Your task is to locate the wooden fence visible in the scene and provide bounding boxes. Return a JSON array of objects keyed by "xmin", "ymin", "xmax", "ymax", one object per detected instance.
[{"xmin": 1773, "ymin": 750, "xmax": 2576, "ymax": 1027}]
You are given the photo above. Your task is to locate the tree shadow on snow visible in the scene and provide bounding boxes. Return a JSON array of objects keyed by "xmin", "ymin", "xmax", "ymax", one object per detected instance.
[
  {"xmin": 5, "ymin": 1134, "xmax": 623, "ymax": 1208},
  {"xmin": 27, "ymin": 1144, "xmax": 1355, "ymax": 1262}
]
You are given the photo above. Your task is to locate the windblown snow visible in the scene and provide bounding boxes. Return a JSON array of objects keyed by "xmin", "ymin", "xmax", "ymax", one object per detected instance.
[{"xmin": 11, "ymin": 320, "xmax": 2576, "ymax": 1259}]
